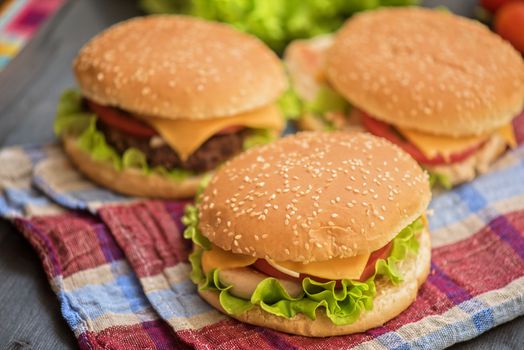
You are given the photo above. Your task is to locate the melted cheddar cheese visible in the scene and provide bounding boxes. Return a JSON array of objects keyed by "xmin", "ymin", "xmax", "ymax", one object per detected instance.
[
  {"xmin": 274, "ymin": 254, "xmax": 370, "ymax": 280},
  {"xmin": 201, "ymin": 245, "xmax": 257, "ymax": 273},
  {"xmin": 397, "ymin": 124, "xmax": 516, "ymax": 161},
  {"xmin": 201, "ymin": 244, "xmax": 370, "ymax": 280},
  {"xmin": 147, "ymin": 105, "xmax": 284, "ymax": 161}
]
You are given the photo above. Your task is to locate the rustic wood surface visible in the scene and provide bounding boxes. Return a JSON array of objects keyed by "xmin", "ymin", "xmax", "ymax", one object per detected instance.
[{"xmin": 0, "ymin": 0, "xmax": 522, "ymax": 348}]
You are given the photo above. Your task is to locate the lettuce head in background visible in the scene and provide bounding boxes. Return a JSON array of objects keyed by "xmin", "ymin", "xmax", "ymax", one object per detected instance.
[{"xmin": 139, "ymin": 0, "xmax": 419, "ymax": 53}]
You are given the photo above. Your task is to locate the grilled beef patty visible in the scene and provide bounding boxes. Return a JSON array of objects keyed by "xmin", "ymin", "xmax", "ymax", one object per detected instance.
[{"xmin": 97, "ymin": 121, "xmax": 247, "ymax": 172}]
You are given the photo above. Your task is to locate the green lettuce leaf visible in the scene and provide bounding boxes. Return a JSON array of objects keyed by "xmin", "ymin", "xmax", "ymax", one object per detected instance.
[
  {"xmin": 189, "ymin": 214, "xmax": 423, "ymax": 325},
  {"xmin": 305, "ymin": 85, "xmax": 349, "ymax": 115},
  {"xmin": 278, "ymin": 85, "xmax": 303, "ymax": 120},
  {"xmin": 122, "ymin": 148, "xmax": 148, "ymax": 169},
  {"xmin": 55, "ymin": 89, "xmax": 195, "ymax": 181},
  {"xmin": 54, "ymin": 90, "xmax": 94, "ymax": 136},
  {"xmin": 140, "ymin": 0, "xmax": 418, "ymax": 53},
  {"xmin": 243, "ymin": 129, "xmax": 277, "ymax": 150},
  {"xmin": 188, "ymin": 247, "xmax": 205, "ymax": 284},
  {"xmin": 201, "ymin": 267, "xmax": 254, "ymax": 314},
  {"xmin": 282, "ymin": 83, "xmax": 350, "ymax": 130},
  {"xmin": 56, "ymin": 89, "xmax": 276, "ymax": 183},
  {"xmin": 181, "ymin": 174, "xmax": 213, "ymax": 249},
  {"xmin": 428, "ymin": 171, "xmax": 452, "ymax": 189},
  {"xmin": 77, "ymin": 117, "xmax": 123, "ymax": 169},
  {"xmin": 304, "ymin": 85, "xmax": 351, "ymax": 132},
  {"xmin": 181, "ymin": 204, "xmax": 211, "ymax": 249}
]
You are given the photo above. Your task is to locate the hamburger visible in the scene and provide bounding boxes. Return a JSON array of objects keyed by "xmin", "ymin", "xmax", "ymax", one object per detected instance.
[
  {"xmin": 54, "ymin": 15, "xmax": 287, "ymax": 198},
  {"xmin": 184, "ymin": 131, "xmax": 431, "ymax": 336},
  {"xmin": 285, "ymin": 8, "xmax": 524, "ymax": 187}
]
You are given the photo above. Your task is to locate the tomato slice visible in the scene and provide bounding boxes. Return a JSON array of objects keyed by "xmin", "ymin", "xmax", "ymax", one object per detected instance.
[
  {"xmin": 360, "ymin": 112, "xmax": 483, "ymax": 165},
  {"xmin": 86, "ymin": 100, "xmax": 158, "ymax": 138},
  {"xmin": 251, "ymin": 241, "xmax": 393, "ymax": 286},
  {"xmin": 358, "ymin": 241, "xmax": 392, "ymax": 281},
  {"xmin": 87, "ymin": 99, "xmax": 246, "ymax": 139}
]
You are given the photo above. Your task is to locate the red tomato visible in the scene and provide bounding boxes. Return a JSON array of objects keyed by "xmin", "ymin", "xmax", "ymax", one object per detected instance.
[
  {"xmin": 87, "ymin": 100, "xmax": 245, "ymax": 138},
  {"xmin": 495, "ymin": 1, "xmax": 524, "ymax": 53},
  {"xmin": 251, "ymin": 241, "xmax": 393, "ymax": 286},
  {"xmin": 360, "ymin": 112, "xmax": 483, "ymax": 166},
  {"xmin": 358, "ymin": 241, "xmax": 393, "ymax": 282},
  {"xmin": 481, "ymin": 0, "xmax": 517, "ymax": 13},
  {"xmin": 87, "ymin": 100, "xmax": 157, "ymax": 138}
]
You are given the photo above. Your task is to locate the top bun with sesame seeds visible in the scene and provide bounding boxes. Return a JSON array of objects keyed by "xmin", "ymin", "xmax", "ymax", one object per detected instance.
[
  {"xmin": 74, "ymin": 15, "xmax": 287, "ymax": 120},
  {"xmin": 198, "ymin": 131, "xmax": 431, "ymax": 262},
  {"xmin": 57, "ymin": 15, "xmax": 288, "ymax": 199},
  {"xmin": 326, "ymin": 7, "xmax": 524, "ymax": 137}
]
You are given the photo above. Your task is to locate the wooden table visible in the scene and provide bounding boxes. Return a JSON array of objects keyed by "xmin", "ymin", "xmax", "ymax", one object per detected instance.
[{"xmin": 0, "ymin": 0, "xmax": 522, "ymax": 348}]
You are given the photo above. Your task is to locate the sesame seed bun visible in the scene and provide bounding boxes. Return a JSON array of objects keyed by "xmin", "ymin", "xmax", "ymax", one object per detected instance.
[
  {"xmin": 74, "ymin": 15, "xmax": 287, "ymax": 120},
  {"xmin": 198, "ymin": 132, "xmax": 431, "ymax": 262},
  {"xmin": 198, "ymin": 227, "xmax": 431, "ymax": 337},
  {"xmin": 62, "ymin": 136, "xmax": 204, "ymax": 198},
  {"xmin": 327, "ymin": 7, "xmax": 524, "ymax": 137}
]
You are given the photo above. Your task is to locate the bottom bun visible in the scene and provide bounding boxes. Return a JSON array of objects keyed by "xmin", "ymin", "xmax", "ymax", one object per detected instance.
[
  {"xmin": 198, "ymin": 228, "xmax": 431, "ymax": 337},
  {"xmin": 62, "ymin": 136, "xmax": 204, "ymax": 198}
]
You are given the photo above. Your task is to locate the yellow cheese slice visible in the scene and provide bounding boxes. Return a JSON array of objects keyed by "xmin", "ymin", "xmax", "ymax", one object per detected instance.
[
  {"xmin": 147, "ymin": 105, "xmax": 284, "ymax": 161},
  {"xmin": 201, "ymin": 244, "xmax": 371, "ymax": 280},
  {"xmin": 275, "ymin": 253, "xmax": 371, "ymax": 281},
  {"xmin": 201, "ymin": 245, "xmax": 257, "ymax": 273},
  {"xmin": 397, "ymin": 124, "xmax": 516, "ymax": 161},
  {"xmin": 498, "ymin": 124, "xmax": 517, "ymax": 149},
  {"xmin": 422, "ymin": 213, "xmax": 429, "ymax": 228}
]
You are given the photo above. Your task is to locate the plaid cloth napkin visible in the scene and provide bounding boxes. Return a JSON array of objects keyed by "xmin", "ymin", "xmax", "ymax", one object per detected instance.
[{"xmin": 1, "ymin": 114, "xmax": 524, "ymax": 349}]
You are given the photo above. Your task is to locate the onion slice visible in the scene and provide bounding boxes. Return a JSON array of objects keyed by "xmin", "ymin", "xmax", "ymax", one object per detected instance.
[{"xmin": 265, "ymin": 258, "xmax": 300, "ymax": 278}]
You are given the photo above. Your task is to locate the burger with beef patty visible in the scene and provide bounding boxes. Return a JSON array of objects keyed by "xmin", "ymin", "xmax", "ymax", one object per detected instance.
[
  {"xmin": 184, "ymin": 131, "xmax": 431, "ymax": 336},
  {"xmin": 285, "ymin": 8, "xmax": 524, "ymax": 187},
  {"xmin": 54, "ymin": 15, "xmax": 287, "ymax": 198}
]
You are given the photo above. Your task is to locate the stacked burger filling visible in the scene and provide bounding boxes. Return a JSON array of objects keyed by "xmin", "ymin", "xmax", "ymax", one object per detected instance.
[{"xmin": 55, "ymin": 16, "xmax": 288, "ymax": 198}]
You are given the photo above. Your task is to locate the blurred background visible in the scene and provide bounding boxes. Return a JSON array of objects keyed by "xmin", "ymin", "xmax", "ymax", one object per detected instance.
[{"xmin": 0, "ymin": 0, "xmax": 522, "ymax": 71}]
